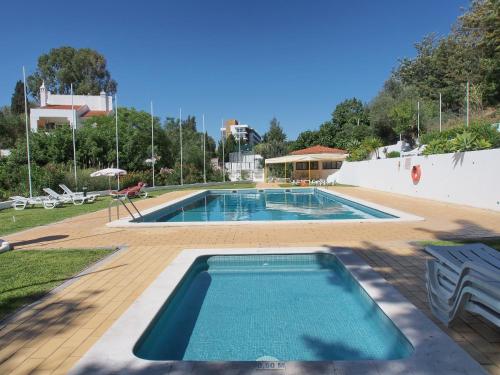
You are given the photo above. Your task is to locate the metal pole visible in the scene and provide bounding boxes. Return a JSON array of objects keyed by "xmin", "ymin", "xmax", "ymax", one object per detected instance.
[
  {"xmin": 179, "ymin": 108, "xmax": 183, "ymax": 185},
  {"xmin": 150, "ymin": 101, "xmax": 155, "ymax": 187},
  {"xmin": 202, "ymin": 114, "xmax": 206, "ymax": 183},
  {"xmin": 417, "ymin": 101, "xmax": 420, "ymax": 139},
  {"xmin": 115, "ymin": 95, "xmax": 120, "ymax": 190},
  {"xmin": 439, "ymin": 93, "xmax": 442, "ymax": 132},
  {"xmin": 466, "ymin": 81, "xmax": 469, "ymax": 127},
  {"xmin": 238, "ymin": 134, "xmax": 241, "ymax": 180},
  {"xmin": 71, "ymin": 83, "xmax": 78, "ymax": 189},
  {"xmin": 221, "ymin": 120, "xmax": 225, "ymax": 183},
  {"xmin": 22, "ymin": 66, "xmax": 33, "ymax": 198}
]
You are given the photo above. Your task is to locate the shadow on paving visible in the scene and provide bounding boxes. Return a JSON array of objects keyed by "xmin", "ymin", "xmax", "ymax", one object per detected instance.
[
  {"xmin": 0, "ymin": 289, "xmax": 103, "ymax": 370},
  {"xmin": 71, "ymin": 361, "xmax": 376, "ymax": 375},
  {"xmin": 321, "ymin": 238, "xmax": 499, "ymax": 370},
  {"xmin": 415, "ymin": 219, "xmax": 500, "ymax": 241}
]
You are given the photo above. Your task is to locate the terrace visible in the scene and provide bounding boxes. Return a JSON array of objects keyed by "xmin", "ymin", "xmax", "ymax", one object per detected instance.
[{"xmin": 0, "ymin": 185, "xmax": 499, "ymax": 374}]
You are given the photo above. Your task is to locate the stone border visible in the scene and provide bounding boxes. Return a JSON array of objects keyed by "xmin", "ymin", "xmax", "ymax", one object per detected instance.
[
  {"xmin": 107, "ymin": 188, "xmax": 424, "ymax": 228},
  {"xmin": 70, "ymin": 247, "xmax": 485, "ymax": 374}
]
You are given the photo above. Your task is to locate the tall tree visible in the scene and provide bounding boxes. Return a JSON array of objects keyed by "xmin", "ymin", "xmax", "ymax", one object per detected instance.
[
  {"xmin": 263, "ymin": 117, "xmax": 286, "ymax": 143},
  {"xmin": 256, "ymin": 118, "xmax": 288, "ymax": 158},
  {"xmin": 11, "ymin": 81, "xmax": 25, "ymax": 114},
  {"xmin": 27, "ymin": 46, "xmax": 117, "ymax": 100}
]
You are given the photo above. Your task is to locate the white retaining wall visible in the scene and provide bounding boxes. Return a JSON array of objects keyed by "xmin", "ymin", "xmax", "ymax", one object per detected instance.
[{"xmin": 336, "ymin": 148, "xmax": 500, "ymax": 211}]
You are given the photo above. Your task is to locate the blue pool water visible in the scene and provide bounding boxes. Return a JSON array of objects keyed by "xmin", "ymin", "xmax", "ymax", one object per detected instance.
[
  {"xmin": 141, "ymin": 188, "xmax": 396, "ymax": 222},
  {"xmin": 134, "ymin": 254, "xmax": 413, "ymax": 361}
]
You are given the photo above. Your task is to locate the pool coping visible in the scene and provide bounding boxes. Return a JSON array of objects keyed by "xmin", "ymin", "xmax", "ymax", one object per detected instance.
[
  {"xmin": 107, "ymin": 188, "xmax": 424, "ymax": 227},
  {"xmin": 69, "ymin": 247, "xmax": 486, "ymax": 375}
]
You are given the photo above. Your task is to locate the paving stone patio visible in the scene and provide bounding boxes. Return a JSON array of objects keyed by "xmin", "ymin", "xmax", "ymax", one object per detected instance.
[{"xmin": 1, "ymin": 186, "xmax": 499, "ymax": 374}]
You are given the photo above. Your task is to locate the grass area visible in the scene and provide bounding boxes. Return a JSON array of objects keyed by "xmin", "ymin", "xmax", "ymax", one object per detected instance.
[
  {"xmin": 0, "ymin": 248, "xmax": 113, "ymax": 320},
  {"xmin": 0, "ymin": 182, "xmax": 256, "ymax": 236},
  {"xmin": 0, "ymin": 198, "xmax": 113, "ymax": 236},
  {"xmin": 416, "ymin": 238, "xmax": 500, "ymax": 251}
]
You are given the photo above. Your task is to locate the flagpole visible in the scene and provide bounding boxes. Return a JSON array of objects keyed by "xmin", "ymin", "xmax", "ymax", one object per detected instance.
[
  {"xmin": 71, "ymin": 83, "xmax": 78, "ymax": 189},
  {"xmin": 202, "ymin": 114, "xmax": 206, "ymax": 184},
  {"xmin": 466, "ymin": 81, "xmax": 469, "ymax": 127},
  {"xmin": 22, "ymin": 66, "xmax": 33, "ymax": 198},
  {"xmin": 417, "ymin": 101, "xmax": 420, "ymax": 140},
  {"xmin": 179, "ymin": 107, "xmax": 183, "ymax": 185},
  {"xmin": 439, "ymin": 93, "xmax": 442, "ymax": 132},
  {"xmin": 221, "ymin": 119, "xmax": 225, "ymax": 183},
  {"xmin": 115, "ymin": 95, "xmax": 120, "ymax": 190},
  {"xmin": 150, "ymin": 101, "xmax": 155, "ymax": 187}
]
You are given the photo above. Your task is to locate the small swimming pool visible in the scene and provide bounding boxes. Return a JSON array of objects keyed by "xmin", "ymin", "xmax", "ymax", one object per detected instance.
[
  {"xmin": 72, "ymin": 247, "xmax": 485, "ymax": 374},
  {"xmin": 139, "ymin": 188, "xmax": 397, "ymax": 223},
  {"xmin": 134, "ymin": 254, "xmax": 413, "ymax": 361}
]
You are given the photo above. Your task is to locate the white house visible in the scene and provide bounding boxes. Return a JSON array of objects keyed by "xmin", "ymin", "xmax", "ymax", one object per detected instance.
[{"xmin": 29, "ymin": 82, "xmax": 113, "ymax": 132}]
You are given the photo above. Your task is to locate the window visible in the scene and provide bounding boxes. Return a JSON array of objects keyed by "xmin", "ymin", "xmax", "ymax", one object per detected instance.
[
  {"xmin": 295, "ymin": 161, "xmax": 318, "ymax": 170},
  {"xmin": 45, "ymin": 122, "xmax": 56, "ymax": 131},
  {"xmin": 322, "ymin": 161, "xmax": 343, "ymax": 170}
]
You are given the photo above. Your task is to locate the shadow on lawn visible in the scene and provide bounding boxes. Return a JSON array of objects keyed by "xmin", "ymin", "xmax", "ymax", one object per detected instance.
[
  {"xmin": 10, "ymin": 235, "xmax": 68, "ymax": 247},
  {"xmin": 0, "ymin": 264, "xmax": 127, "ymax": 295}
]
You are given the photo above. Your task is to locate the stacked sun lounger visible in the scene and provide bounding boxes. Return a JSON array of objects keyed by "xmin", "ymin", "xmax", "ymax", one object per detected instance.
[{"xmin": 425, "ymin": 243, "xmax": 500, "ymax": 327}]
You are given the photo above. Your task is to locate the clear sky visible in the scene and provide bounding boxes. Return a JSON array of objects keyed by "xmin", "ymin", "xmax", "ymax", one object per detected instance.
[{"xmin": 1, "ymin": 0, "xmax": 468, "ymax": 140}]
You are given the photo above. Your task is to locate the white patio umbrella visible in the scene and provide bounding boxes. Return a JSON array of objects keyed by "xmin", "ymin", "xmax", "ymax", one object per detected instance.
[
  {"xmin": 90, "ymin": 168, "xmax": 127, "ymax": 190},
  {"xmin": 90, "ymin": 168, "xmax": 127, "ymax": 177}
]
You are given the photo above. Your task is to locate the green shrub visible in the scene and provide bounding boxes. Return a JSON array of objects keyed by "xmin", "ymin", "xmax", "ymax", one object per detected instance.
[
  {"xmin": 386, "ymin": 151, "xmax": 400, "ymax": 158},
  {"xmin": 422, "ymin": 129, "xmax": 494, "ymax": 155},
  {"xmin": 420, "ymin": 123, "xmax": 500, "ymax": 148},
  {"xmin": 347, "ymin": 146, "xmax": 370, "ymax": 161},
  {"xmin": 423, "ymin": 139, "xmax": 451, "ymax": 155}
]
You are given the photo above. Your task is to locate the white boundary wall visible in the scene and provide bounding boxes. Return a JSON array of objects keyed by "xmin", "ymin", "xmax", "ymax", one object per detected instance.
[{"xmin": 337, "ymin": 148, "xmax": 500, "ymax": 211}]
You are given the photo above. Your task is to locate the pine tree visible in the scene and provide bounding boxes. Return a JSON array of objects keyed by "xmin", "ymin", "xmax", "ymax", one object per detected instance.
[{"xmin": 11, "ymin": 80, "xmax": 25, "ymax": 114}]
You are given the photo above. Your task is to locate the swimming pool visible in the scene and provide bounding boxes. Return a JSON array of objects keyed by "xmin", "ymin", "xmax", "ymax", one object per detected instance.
[
  {"xmin": 71, "ymin": 247, "xmax": 485, "ymax": 374},
  {"xmin": 138, "ymin": 188, "xmax": 397, "ymax": 223},
  {"xmin": 134, "ymin": 253, "xmax": 413, "ymax": 361}
]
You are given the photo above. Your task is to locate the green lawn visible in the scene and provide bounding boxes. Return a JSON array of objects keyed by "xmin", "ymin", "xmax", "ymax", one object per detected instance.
[
  {"xmin": 0, "ymin": 182, "xmax": 255, "ymax": 236},
  {"xmin": 416, "ymin": 238, "xmax": 500, "ymax": 251},
  {"xmin": 0, "ymin": 248, "xmax": 113, "ymax": 320}
]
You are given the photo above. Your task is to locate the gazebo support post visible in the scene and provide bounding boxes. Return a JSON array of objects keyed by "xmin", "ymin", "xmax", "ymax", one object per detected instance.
[{"xmin": 308, "ymin": 160, "xmax": 311, "ymax": 181}]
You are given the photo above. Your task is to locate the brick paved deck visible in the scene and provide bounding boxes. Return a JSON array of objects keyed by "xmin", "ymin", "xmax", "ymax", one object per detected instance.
[{"xmin": 1, "ymin": 186, "xmax": 499, "ymax": 374}]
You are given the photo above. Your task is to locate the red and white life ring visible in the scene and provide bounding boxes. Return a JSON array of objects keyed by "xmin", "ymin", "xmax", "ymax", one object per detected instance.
[{"xmin": 411, "ymin": 165, "xmax": 421, "ymax": 184}]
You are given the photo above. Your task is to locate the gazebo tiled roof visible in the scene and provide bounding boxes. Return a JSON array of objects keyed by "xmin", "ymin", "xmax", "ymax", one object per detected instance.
[{"xmin": 291, "ymin": 145, "xmax": 346, "ymax": 155}]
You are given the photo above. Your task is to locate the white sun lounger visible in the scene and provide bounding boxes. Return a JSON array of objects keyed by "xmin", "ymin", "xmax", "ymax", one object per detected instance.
[
  {"xmin": 59, "ymin": 184, "xmax": 99, "ymax": 202},
  {"xmin": 10, "ymin": 195, "xmax": 60, "ymax": 210},
  {"xmin": 425, "ymin": 243, "xmax": 500, "ymax": 327},
  {"xmin": 43, "ymin": 187, "xmax": 90, "ymax": 205}
]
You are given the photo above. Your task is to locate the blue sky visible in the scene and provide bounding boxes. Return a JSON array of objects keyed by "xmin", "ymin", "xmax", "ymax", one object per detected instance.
[{"xmin": 1, "ymin": 0, "xmax": 467, "ymax": 140}]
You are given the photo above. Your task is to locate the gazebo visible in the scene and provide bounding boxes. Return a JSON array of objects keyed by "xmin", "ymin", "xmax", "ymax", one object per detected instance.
[{"xmin": 264, "ymin": 145, "xmax": 348, "ymax": 182}]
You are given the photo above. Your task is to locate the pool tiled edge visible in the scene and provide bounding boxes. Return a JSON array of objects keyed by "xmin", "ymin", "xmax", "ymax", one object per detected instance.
[{"xmin": 69, "ymin": 247, "xmax": 486, "ymax": 375}]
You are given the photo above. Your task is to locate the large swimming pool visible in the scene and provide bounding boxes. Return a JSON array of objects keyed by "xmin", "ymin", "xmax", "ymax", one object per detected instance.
[
  {"xmin": 133, "ymin": 254, "xmax": 413, "ymax": 361},
  {"xmin": 139, "ymin": 188, "xmax": 397, "ymax": 223}
]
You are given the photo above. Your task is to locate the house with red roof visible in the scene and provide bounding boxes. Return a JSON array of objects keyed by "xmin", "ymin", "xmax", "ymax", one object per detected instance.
[
  {"xmin": 265, "ymin": 145, "xmax": 348, "ymax": 182},
  {"xmin": 29, "ymin": 82, "xmax": 113, "ymax": 132}
]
